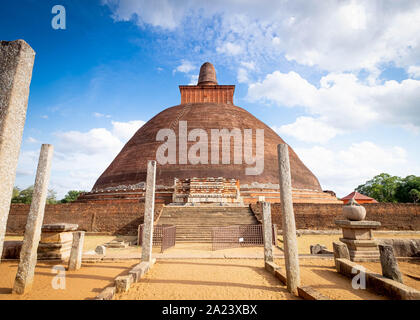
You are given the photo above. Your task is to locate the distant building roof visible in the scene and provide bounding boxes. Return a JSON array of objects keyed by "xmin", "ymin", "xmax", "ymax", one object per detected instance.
[{"xmin": 342, "ymin": 191, "xmax": 378, "ymax": 203}]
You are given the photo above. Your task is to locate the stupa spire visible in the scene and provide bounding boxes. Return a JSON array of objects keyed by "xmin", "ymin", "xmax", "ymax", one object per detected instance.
[{"xmin": 197, "ymin": 62, "xmax": 218, "ymax": 85}]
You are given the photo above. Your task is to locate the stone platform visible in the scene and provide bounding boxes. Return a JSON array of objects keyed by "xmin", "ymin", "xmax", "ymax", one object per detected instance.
[
  {"xmin": 335, "ymin": 220, "xmax": 381, "ymax": 262},
  {"xmin": 37, "ymin": 223, "xmax": 78, "ymax": 261}
]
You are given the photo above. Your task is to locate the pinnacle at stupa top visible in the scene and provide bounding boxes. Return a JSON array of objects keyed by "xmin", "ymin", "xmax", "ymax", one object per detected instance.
[
  {"xmin": 179, "ymin": 62, "xmax": 235, "ymax": 104},
  {"xmin": 197, "ymin": 62, "xmax": 218, "ymax": 86}
]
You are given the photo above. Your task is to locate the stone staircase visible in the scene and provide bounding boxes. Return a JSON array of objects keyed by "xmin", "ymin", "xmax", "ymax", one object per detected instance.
[{"xmin": 156, "ymin": 205, "xmax": 260, "ymax": 242}]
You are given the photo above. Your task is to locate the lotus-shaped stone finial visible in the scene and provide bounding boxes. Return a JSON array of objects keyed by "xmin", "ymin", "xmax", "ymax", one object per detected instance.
[{"xmin": 343, "ymin": 196, "xmax": 366, "ymax": 221}]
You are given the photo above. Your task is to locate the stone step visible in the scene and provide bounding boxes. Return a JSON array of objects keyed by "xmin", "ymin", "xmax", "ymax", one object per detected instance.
[
  {"xmin": 162, "ymin": 209, "xmax": 252, "ymax": 213},
  {"xmin": 158, "ymin": 219, "xmax": 258, "ymax": 224}
]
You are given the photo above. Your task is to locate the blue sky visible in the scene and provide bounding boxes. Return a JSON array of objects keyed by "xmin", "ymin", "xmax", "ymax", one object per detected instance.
[{"xmin": 2, "ymin": 0, "xmax": 420, "ymax": 198}]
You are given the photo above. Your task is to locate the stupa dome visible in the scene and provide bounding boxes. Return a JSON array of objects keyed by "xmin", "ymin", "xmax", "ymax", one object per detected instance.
[{"xmin": 92, "ymin": 62, "xmax": 322, "ymax": 193}]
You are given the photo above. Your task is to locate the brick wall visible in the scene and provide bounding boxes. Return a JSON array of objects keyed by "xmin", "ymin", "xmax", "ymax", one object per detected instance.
[
  {"xmin": 7, "ymin": 202, "xmax": 164, "ymax": 235},
  {"xmin": 7, "ymin": 202, "xmax": 419, "ymax": 235},
  {"xmin": 250, "ymin": 202, "xmax": 420, "ymax": 230}
]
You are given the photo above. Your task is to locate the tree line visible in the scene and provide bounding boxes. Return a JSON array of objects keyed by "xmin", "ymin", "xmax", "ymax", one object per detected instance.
[
  {"xmin": 355, "ymin": 173, "xmax": 420, "ymax": 203},
  {"xmin": 11, "ymin": 186, "xmax": 84, "ymax": 204}
]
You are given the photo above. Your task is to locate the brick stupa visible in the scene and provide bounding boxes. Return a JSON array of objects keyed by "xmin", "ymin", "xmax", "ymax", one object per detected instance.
[{"xmin": 79, "ymin": 62, "xmax": 341, "ymax": 204}]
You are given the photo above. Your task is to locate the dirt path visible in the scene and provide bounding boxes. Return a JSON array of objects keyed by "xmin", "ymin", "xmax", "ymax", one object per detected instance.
[
  {"xmin": 0, "ymin": 260, "xmax": 137, "ymax": 300},
  {"xmin": 360, "ymin": 260, "xmax": 420, "ymax": 290},
  {"xmin": 116, "ymin": 259, "xmax": 298, "ymax": 300},
  {"xmin": 275, "ymin": 258, "xmax": 388, "ymax": 300}
]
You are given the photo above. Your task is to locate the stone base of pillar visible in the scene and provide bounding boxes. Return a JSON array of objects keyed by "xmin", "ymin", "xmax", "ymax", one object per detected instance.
[
  {"xmin": 335, "ymin": 220, "xmax": 381, "ymax": 262},
  {"xmin": 37, "ymin": 223, "xmax": 78, "ymax": 261}
]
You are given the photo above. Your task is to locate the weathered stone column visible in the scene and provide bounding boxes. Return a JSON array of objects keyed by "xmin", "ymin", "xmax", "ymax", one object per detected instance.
[
  {"xmin": 68, "ymin": 231, "xmax": 85, "ymax": 271},
  {"xmin": 262, "ymin": 202, "xmax": 273, "ymax": 263},
  {"xmin": 0, "ymin": 40, "xmax": 35, "ymax": 262},
  {"xmin": 141, "ymin": 160, "xmax": 156, "ymax": 263},
  {"xmin": 379, "ymin": 244, "xmax": 403, "ymax": 283},
  {"xmin": 13, "ymin": 144, "xmax": 54, "ymax": 294},
  {"xmin": 333, "ymin": 241, "xmax": 350, "ymax": 272},
  {"xmin": 277, "ymin": 144, "xmax": 300, "ymax": 295},
  {"xmin": 272, "ymin": 224, "xmax": 278, "ymax": 246}
]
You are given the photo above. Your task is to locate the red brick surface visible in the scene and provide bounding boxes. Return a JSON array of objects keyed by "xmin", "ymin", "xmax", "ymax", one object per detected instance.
[
  {"xmin": 93, "ymin": 102, "xmax": 322, "ymax": 193},
  {"xmin": 7, "ymin": 202, "xmax": 163, "ymax": 235},
  {"xmin": 250, "ymin": 202, "xmax": 420, "ymax": 230},
  {"xmin": 6, "ymin": 202, "xmax": 418, "ymax": 235}
]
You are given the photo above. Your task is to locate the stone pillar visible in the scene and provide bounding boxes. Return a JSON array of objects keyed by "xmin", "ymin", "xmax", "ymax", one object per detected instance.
[
  {"xmin": 262, "ymin": 202, "xmax": 273, "ymax": 263},
  {"xmin": 379, "ymin": 244, "xmax": 403, "ymax": 283},
  {"xmin": 0, "ymin": 40, "xmax": 35, "ymax": 262},
  {"xmin": 277, "ymin": 144, "xmax": 300, "ymax": 296},
  {"xmin": 333, "ymin": 241, "xmax": 350, "ymax": 272},
  {"xmin": 141, "ymin": 160, "xmax": 156, "ymax": 263},
  {"xmin": 12, "ymin": 144, "xmax": 53, "ymax": 294},
  {"xmin": 68, "ymin": 231, "xmax": 85, "ymax": 271},
  {"xmin": 272, "ymin": 224, "xmax": 278, "ymax": 246}
]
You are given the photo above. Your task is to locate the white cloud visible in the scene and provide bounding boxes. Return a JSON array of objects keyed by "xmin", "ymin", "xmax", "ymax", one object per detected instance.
[
  {"xmin": 55, "ymin": 128, "xmax": 123, "ymax": 155},
  {"xmin": 273, "ymin": 117, "xmax": 342, "ymax": 144},
  {"xmin": 295, "ymin": 141, "xmax": 411, "ymax": 197},
  {"xmin": 111, "ymin": 120, "xmax": 145, "ymax": 141},
  {"xmin": 408, "ymin": 65, "xmax": 420, "ymax": 79},
  {"xmin": 248, "ymin": 70, "xmax": 420, "ymax": 132},
  {"xmin": 26, "ymin": 137, "xmax": 38, "ymax": 144},
  {"xmin": 40, "ymin": 115, "xmax": 48, "ymax": 119},
  {"xmin": 93, "ymin": 112, "xmax": 111, "ymax": 118},
  {"xmin": 237, "ymin": 68, "xmax": 249, "ymax": 83},
  {"xmin": 174, "ymin": 59, "xmax": 195, "ymax": 74},
  {"xmin": 16, "ymin": 120, "xmax": 145, "ymax": 198},
  {"xmin": 216, "ymin": 42, "xmax": 243, "ymax": 56},
  {"xmin": 189, "ymin": 74, "xmax": 198, "ymax": 85},
  {"xmin": 241, "ymin": 61, "xmax": 256, "ymax": 70},
  {"xmin": 103, "ymin": 1, "xmax": 420, "ymax": 72}
]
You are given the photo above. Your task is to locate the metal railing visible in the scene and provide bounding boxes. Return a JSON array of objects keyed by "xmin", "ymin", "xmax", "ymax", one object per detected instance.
[
  {"xmin": 138, "ymin": 224, "xmax": 176, "ymax": 253},
  {"xmin": 212, "ymin": 224, "xmax": 277, "ymax": 251}
]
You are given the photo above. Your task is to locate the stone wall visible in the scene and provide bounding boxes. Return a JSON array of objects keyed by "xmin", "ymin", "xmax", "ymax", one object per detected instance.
[
  {"xmin": 250, "ymin": 202, "xmax": 420, "ymax": 231},
  {"xmin": 7, "ymin": 202, "xmax": 418, "ymax": 235},
  {"xmin": 7, "ymin": 202, "xmax": 164, "ymax": 235}
]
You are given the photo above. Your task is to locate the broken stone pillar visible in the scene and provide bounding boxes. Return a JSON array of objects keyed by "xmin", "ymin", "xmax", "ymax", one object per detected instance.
[
  {"xmin": 277, "ymin": 144, "xmax": 300, "ymax": 296},
  {"xmin": 68, "ymin": 231, "xmax": 85, "ymax": 271},
  {"xmin": 141, "ymin": 160, "xmax": 156, "ymax": 263},
  {"xmin": 379, "ymin": 244, "xmax": 403, "ymax": 283},
  {"xmin": 333, "ymin": 241, "xmax": 350, "ymax": 272},
  {"xmin": 38, "ymin": 223, "xmax": 78, "ymax": 260},
  {"xmin": 0, "ymin": 40, "xmax": 35, "ymax": 262},
  {"xmin": 262, "ymin": 202, "xmax": 273, "ymax": 263},
  {"xmin": 13, "ymin": 144, "xmax": 53, "ymax": 294}
]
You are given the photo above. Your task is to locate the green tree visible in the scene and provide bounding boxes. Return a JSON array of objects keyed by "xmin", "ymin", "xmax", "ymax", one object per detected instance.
[
  {"xmin": 60, "ymin": 190, "xmax": 84, "ymax": 203},
  {"xmin": 12, "ymin": 187, "xmax": 20, "ymax": 199},
  {"xmin": 395, "ymin": 175, "xmax": 420, "ymax": 203},
  {"xmin": 11, "ymin": 185, "xmax": 57, "ymax": 204},
  {"xmin": 355, "ymin": 173, "xmax": 401, "ymax": 202},
  {"xmin": 408, "ymin": 189, "xmax": 420, "ymax": 203}
]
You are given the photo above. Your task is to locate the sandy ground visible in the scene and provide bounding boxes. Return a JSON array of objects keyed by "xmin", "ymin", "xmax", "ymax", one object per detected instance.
[
  {"xmin": 0, "ymin": 260, "xmax": 137, "ymax": 300},
  {"xmin": 116, "ymin": 259, "xmax": 298, "ymax": 300},
  {"xmin": 2, "ymin": 233, "xmax": 418, "ymax": 300},
  {"xmin": 0, "ymin": 256, "xmax": 406, "ymax": 300},
  {"xmin": 274, "ymin": 258, "xmax": 388, "ymax": 300},
  {"xmin": 360, "ymin": 260, "xmax": 420, "ymax": 291}
]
